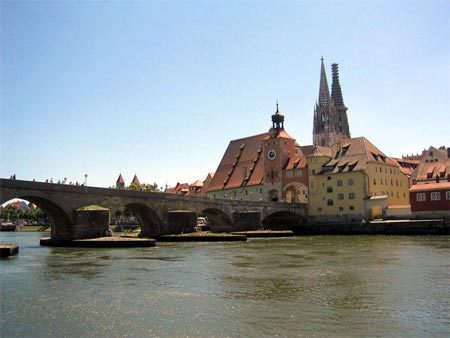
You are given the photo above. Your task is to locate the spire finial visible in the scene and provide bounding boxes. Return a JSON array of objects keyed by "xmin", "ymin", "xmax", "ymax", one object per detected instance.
[
  {"xmin": 276, "ymin": 99, "xmax": 279, "ymax": 113},
  {"xmin": 321, "ymin": 56, "xmax": 324, "ymax": 63}
]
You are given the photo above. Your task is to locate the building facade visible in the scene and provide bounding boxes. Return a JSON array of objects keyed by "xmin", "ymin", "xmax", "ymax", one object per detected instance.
[
  {"xmin": 206, "ymin": 105, "xmax": 307, "ymax": 202},
  {"xmin": 409, "ymin": 146, "xmax": 450, "ymax": 218},
  {"xmin": 308, "ymin": 137, "xmax": 410, "ymax": 222}
]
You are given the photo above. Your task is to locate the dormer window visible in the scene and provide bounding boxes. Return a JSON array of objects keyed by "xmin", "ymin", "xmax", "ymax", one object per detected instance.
[
  {"xmin": 348, "ymin": 162, "xmax": 358, "ymax": 171},
  {"xmin": 341, "ymin": 145, "xmax": 350, "ymax": 156}
]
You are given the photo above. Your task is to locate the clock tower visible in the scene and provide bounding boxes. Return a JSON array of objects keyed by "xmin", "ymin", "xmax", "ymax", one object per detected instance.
[{"xmin": 263, "ymin": 103, "xmax": 296, "ymax": 202}]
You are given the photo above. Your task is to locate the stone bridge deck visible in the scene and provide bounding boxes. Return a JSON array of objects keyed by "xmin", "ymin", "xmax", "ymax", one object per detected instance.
[{"xmin": 0, "ymin": 179, "xmax": 308, "ymax": 240}]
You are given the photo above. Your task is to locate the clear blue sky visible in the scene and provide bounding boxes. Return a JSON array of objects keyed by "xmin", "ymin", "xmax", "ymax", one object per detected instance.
[{"xmin": 1, "ymin": 0, "xmax": 449, "ymax": 189}]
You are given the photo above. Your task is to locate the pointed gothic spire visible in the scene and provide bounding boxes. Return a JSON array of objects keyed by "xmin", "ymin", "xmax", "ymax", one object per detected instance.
[
  {"xmin": 318, "ymin": 57, "xmax": 331, "ymax": 107},
  {"xmin": 116, "ymin": 174, "xmax": 125, "ymax": 189},
  {"xmin": 331, "ymin": 63, "xmax": 345, "ymax": 106}
]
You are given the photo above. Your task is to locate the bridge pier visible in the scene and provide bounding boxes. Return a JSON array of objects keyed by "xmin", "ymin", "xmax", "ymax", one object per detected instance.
[
  {"xmin": 232, "ymin": 211, "xmax": 262, "ymax": 231},
  {"xmin": 52, "ymin": 209, "xmax": 110, "ymax": 240},
  {"xmin": 163, "ymin": 210, "xmax": 197, "ymax": 235}
]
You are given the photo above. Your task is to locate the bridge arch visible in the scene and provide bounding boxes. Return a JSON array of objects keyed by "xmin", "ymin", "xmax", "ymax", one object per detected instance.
[
  {"xmin": 1, "ymin": 195, "xmax": 72, "ymax": 239},
  {"xmin": 200, "ymin": 208, "xmax": 233, "ymax": 232},
  {"xmin": 121, "ymin": 203, "xmax": 161, "ymax": 237},
  {"xmin": 262, "ymin": 210, "xmax": 306, "ymax": 232}
]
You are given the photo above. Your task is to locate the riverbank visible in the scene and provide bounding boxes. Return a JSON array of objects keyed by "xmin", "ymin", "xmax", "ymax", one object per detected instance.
[{"xmin": 295, "ymin": 219, "xmax": 449, "ymax": 235}]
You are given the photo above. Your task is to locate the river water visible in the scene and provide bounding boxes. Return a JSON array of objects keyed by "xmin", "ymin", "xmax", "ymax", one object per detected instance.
[{"xmin": 1, "ymin": 232, "xmax": 448, "ymax": 337}]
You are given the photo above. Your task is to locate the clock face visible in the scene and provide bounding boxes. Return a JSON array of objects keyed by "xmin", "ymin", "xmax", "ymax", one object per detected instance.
[{"xmin": 268, "ymin": 149, "xmax": 277, "ymax": 160}]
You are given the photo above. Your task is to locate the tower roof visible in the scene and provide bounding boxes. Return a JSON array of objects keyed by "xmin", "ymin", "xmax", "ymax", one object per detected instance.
[
  {"xmin": 116, "ymin": 174, "xmax": 125, "ymax": 184},
  {"xmin": 331, "ymin": 63, "xmax": 345, "ymax": 106},
  {"xmin": 271, "ymin": 102, "xmax": 285, "ymax": 130},
  {"xmin": 318, "ymin": 57, "xmax": 331, "ymax": 107},
  {"xmin": 131, "ymin": 174, "xmax": 140, "ymax": 186}
]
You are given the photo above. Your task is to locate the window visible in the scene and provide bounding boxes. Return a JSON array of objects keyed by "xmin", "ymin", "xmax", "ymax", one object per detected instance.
[
  {"xmin": 311, "ymin": 169, "xmax": 316, "ymax": 175},
  {"xmin": 431, "ymin": 192, "xmax": 441, "ymax": 201},
  {"xmin": 318, "ymin": 207, "xmax": 323, "ymax": 212},
  {"xmin": 295, "ymin": 170, "xmax": 302, "ymax": 178},
  {"xmin": 348, "ymin": 178, "xmax": 354, "ymax": 186},
  {"xmin": 337, "ymin": 179, "xmax": 343, "ymax": 186},
  {"xmin": 373, "ymin": 178, "xmax": 377, "ymax": 185},
  {"xmin": 349, "ymin": 192, "xmax": 355, "ymax": 200},
  {"xmin": 287, "ymin": 171, "xmax": 293, "ymax": 178},
  {"xmin": 341, "ymin": 145, "xmax": 349, "ymax": 156},
  {"xmin": 339, "ymin": 207, "xmax": 344, "ymax": 212},
  {"xmin": 338, "ymin": 193, "xmax": 344, "ymax": 200},
  {"xmin": 349, "ymin": 206, "xmax": 354, "ymax": 211},
  {"xmin": 446, "ymin": 191, "xmax": 450, "ymax": 200},
  {"xmin": 327, "ymin": 176, "xmax": 332, "ymax": 180},
  {"xmin": 327, "ymin": 187, "xmax": 333, "ymax": 193},
  {"xmin": 327, "ymin": 199, "xmax": 334, "ymax": 206}
]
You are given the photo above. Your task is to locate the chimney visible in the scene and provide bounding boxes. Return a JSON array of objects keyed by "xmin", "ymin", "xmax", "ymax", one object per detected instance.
[{"xmin": 447, "ymin": 147, "xmax": 450, "ymax": 159}]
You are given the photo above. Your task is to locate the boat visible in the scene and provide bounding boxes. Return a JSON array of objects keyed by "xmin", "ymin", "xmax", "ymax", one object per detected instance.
[{"xmin": 0, "ymin": 222, "xmax": 17, "ymax": 231}]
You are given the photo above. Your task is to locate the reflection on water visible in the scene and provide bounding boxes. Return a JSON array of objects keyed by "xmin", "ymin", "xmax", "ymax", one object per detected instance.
[{"xmin": 1, "ymin": 232, "xmax": 449, "ymax": 337}]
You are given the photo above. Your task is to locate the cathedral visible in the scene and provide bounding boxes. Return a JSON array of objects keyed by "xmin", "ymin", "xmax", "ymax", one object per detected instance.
[{"xmin": 313, "ymin": 58, "xmax": 351, "ymax": 147}]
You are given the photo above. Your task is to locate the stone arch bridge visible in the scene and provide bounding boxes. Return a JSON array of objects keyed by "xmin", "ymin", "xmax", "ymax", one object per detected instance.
[{"xmin": 0, "ymin": 179, "xmax": 308, "ymax": 240}]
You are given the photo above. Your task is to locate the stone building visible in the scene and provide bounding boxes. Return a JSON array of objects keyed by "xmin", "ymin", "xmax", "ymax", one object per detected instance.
[{"xmin": 206, "ymin": 104, "xmax": 308, "ymax": 202}]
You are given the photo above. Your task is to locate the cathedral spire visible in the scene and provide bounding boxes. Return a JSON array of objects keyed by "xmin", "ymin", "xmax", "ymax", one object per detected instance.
[
  {"xmin": 318, "ymin": 57, "xmax": 331, "ymax": 107},
  {"xmin": 331, "ymin": 63, "xmax": 345, "ymax": 107}
]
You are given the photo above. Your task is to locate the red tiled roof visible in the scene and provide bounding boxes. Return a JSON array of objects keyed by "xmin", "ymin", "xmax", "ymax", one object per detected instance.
[
  {"xmin": 389, "ymin": 158, "xmax": 417, "ymax": 176},
  {"xmin": 132, "ymin": 175, "xmax": 140, "ymax": 185},
  {"xmin": 300, "ymin": 145, "xmax": 315, "ymax": 156},
  {"xmin": 191, "ymin": 180, "xmax": 204, "ymax": 187},
  {"xmin": 262, "ymin": 129, "xmax": 296, "ymax": 140},
  {"xmin": 314, "ymin": 137, "xmax": 397, "ymax": 174},
  {"xmin": 206, "ymin": 133, "xmax": 268, "ymax": 192},
  {"xmin": 410, "ymin": 182, "xmax": 450, "ymax": 191},
  {"xmin": 116, "ymin": 174, "xmax": 125, "ymax": 184},
  {"xmin": 411, "ymin": 160, "xmax": 450, "ymax": 182},
  {"xmin": 285, "ymin": 156, "xmax": 308, "ymax": 170}
]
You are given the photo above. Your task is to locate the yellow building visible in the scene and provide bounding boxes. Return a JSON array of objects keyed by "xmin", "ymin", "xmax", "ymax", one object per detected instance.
[{"xmin": 308, "ymin": 137, "xmax": 410, "ymax": 222}]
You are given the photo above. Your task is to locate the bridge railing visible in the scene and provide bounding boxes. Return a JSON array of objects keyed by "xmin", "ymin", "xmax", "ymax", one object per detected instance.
[{"xmin": 0, "ymin": 179, "xmax": 306, "ymax": 209}]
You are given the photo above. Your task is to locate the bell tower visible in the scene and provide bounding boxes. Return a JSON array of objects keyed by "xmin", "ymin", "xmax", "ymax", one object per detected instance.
[{"xmin": 263, "ymin": 103, "xmax": 296, "ymax": 202}]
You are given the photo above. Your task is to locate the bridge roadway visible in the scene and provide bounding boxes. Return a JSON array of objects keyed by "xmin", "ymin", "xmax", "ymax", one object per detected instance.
[{"xmin": 0, "ymin": 178, "xmax": 308, "ymax": 240}]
